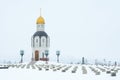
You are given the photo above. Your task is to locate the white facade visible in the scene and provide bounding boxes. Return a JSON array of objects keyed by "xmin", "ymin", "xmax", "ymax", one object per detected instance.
[
  {"xmin": 31, "ymin": 20, "xmax": 50, "ymax": 61},
  {"xmin": 37, "ymin": 24, "xmax": 45, "ymax": 31}
]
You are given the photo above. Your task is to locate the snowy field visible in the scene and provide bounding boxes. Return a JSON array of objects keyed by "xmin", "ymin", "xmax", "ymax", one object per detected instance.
[{"xmin": 0, "ymin": 61, "xmax": 119, "ymax": 80}]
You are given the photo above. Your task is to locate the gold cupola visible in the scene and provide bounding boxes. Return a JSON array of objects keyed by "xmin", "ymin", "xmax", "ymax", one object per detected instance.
[{"xmin": 36, "ymin": 16, "xmax": 45, "ymax": 24}]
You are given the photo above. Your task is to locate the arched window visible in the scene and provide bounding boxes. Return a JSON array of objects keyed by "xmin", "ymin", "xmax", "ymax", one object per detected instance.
[
  {"xmin": 39, "ymin": 38, "xmax": 41, "ymax": 47},
  {"xmin": 47, "ymin": 37, "xmax": 50, "ymax": 47},
  {"xmin": 41, "ymin": 37, "xmax": 46, "ymax": 47},
  {"xmin": 35, "ymin": 36, "xmax": 39, "ymax": 47},
  {"xmin": 36, "ymin": 39, "xmax": 38, "ymax": 43},
  {"xmin": 42, "ymin": 38, "xmax": 45, "ymax": 43}
]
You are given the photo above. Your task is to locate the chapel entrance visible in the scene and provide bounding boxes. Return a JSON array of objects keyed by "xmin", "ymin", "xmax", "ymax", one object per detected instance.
[{"xmin": 35, "ymin": 50, "xmax": 39, "ymax": 61}]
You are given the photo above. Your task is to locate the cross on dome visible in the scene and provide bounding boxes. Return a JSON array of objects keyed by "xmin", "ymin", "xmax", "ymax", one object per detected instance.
[{"xmin": 36, "ymin": 8, "xmax": 45, "ymax": 24}]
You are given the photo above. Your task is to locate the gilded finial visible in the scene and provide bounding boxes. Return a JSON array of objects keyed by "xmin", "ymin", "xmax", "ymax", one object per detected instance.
[
  {"xmin": 36, "ymin": 8, "xmax": 45, "ymax": 24},
  {"xmin": 40, "ymin": 8, "xmax": 41, "ymax": 16}
]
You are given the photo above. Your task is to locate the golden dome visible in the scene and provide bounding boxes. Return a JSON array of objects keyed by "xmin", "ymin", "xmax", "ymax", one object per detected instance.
[{"xmin": 36, "ymin": 16, "xmax": 45, "ymax": 24}]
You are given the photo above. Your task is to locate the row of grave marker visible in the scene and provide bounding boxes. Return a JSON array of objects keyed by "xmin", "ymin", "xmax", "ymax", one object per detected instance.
[{"xmin": 2, "ymin": 63, "xmax": 120, "ymax": 77}]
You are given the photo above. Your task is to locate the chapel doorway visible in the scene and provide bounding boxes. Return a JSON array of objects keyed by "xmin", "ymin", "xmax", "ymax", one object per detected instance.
[{"xmin": 35, "ymin": 50, "xmax": 39, "ymax": 61}]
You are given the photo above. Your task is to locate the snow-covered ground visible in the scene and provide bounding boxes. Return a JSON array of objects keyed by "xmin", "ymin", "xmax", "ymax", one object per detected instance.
[{"xmin": 0, "ymin": 61, "xmax": 119, "ymax": 80}]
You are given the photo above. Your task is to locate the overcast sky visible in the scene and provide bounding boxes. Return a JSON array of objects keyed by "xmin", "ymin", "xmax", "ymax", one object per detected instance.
[{"xmin": 0, "ymin": 0, "xmax": 120, "ymax": 63}]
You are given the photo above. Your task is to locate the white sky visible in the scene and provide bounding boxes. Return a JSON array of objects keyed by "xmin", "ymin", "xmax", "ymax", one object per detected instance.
[{"xmin": 0, "ymin": 0, "xmax": 120, "ymax": 63}]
